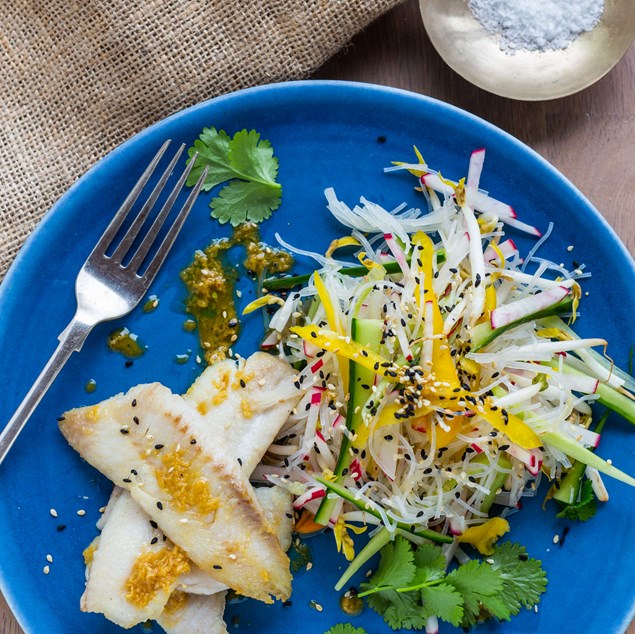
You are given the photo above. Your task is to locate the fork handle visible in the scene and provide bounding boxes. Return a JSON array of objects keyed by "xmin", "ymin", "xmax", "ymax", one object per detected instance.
[{"xmin": 0, "ymin": 317, "xmax": 93, "ymax": 466}]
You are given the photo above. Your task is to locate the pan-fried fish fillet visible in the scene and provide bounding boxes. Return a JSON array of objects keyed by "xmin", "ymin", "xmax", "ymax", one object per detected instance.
[
  {"xmin": 157, "ymin": 592, "xmax": 228, "ymax": 634},
  {"xmin": 178, "ymin": 487, "xmax": 294, "ymax": 594},
  {"xmin": 184, "ymin": 351, "xmax": 300, "ymax": 475},
  {"xmin": 81, "ymin": 488, "xmax": 187, "ymax": 628},
  {"xmin": 59, "ymin": 383, "xmax": 291, "ymax": 603}
]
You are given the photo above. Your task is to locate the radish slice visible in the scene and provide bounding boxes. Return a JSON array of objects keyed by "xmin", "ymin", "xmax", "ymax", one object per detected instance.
[
  {"xmin": 490, "ymin": 285, "xmax": 571, "ymax": 329},
  {"xmin": 505, "ymin": 444, "xmax": 543, "ymax": 476},
  {"xmin": 565, "ymin": 423, "xmax": 601, "ymax": 449},
  {"xmin": 303, "ymin": 340, "xmax": 320, "ymax": 358},
  {"xmin": 384, "ymin": 233, "xmax": 411, "ymax": 277},
  {"xmin": 421, "ymin": 172, "xmax": 516, "ymax": 219},
  {"xmin": 549, "ymin": 372, "xmax": 598, "ymax": 395},
  {"xmin": 261, "ymin": 330, "xmax": 279, "ymax": 350},
  {"xmin": 426, "ymin": 615, "xmax": 439, "ymax": 634},
  {"xmin": 293, "ymin": 486, "xmax": 326, "ymax": 510},
  {"xmin": 467, "ymin": 148, "xmax": 486, "ymax": 197},
  {"xmin": 585, "ymin": 466, "xmax": 609, "ymax": 502},
  {"xmin": 483, "ymin": 238, "xmax": 519, "ymax": 264},
  {"xmin": 462, "ymin": 203, "xmax": 486, "ymax": 326}
]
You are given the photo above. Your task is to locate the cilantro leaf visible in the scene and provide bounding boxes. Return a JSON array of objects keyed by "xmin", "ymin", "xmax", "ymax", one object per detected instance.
[
  {"xmin": 556, "ymin": 479, "xmax": 597, "ymax": 522},
  {"xmin": 489, "ymin": 542, "xmax": 548, "ymax": 613},
  {"xmin": 324, "ymin": 624, "xmax": 367, "ymax": 634},
  {"xmin": 414, "ymin": 543, "xmax": 447, "ymax": 572},
  {"xmin": 228, "ymin": 129, "xmax": 279, "ymax": 184},
  {"xmin": 186, "ymin": 127, "xmax": 282, "ymax": 225},
  {"xmin": 420, "ymin": 583, "xmax": 464, "ymax": 626},
  {"xmin": 211, "ymin": 180, "xmax": 281, "ymax": 226},
  {"xmin": 445, "ymin": 559, "xmax": 503, "ymax": 627},
  {"xmin": 363, "ymin": 535, "xmax": 416, "ymax": 592},
  {"xmin": 187, "ymin": 127, "xmax": 234, "ymax": 189},
  {"xmin": 374, "ymin": 589, "xmax": 427, "ymax": 630}
]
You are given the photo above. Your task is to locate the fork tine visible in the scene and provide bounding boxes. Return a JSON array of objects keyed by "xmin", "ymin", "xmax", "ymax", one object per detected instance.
[
  {"xmin": 110, "ymin": 143, "xmax": 185, "ymax": 264},
  {"xmin": 91, "ymin": 140, "xmax": 171, "ymax": 258},
  {"xmin": 126, "ymin": 151, "xmax": 199, "ymax": 274},
  {"xmin": 141, "ymin": 166, "xmax": 209, "ymax": 284}
]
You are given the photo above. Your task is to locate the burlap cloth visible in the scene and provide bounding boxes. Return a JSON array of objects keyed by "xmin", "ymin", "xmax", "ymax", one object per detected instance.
[{"xmin": 0, "ymin": 0, "xmax": 401, "ymax": 282}]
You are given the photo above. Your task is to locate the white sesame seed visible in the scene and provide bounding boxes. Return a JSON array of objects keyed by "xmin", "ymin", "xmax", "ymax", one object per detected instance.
[
  {"xmin": 180, "ymin": 518, "xmax": 189, "ymax": 524},
  {"xmin": 46, "ymin": 554, "xmax": 53, "ymax": 563},
  {"xmin": 553, "ymin": 534, "xmax": 560, "ymax": 544},
  {"xmin": 77, "ymin": 509, "xmax": 86, "ymax": 516},
  {"xmin": 607, "ymin": 459, "xmax": 612, "ymax": 465},
  {"xmin": 567, "ymin": 245, "xmax": 574, "ymax": 252},
  {"xmin": 315, "ymin": 602, "xmax": 323, "ymax": 612},
  {"xmin": 236, "ymin": 290, "xmax": 242, "ymax": 298},
  {"xmin": 99, "ymin": 506, "xmax": 106, "ymax": 513},
  {"xmin": 258, "ymin": 378, "xmax": 266, "ymax": 386},
  {"xmin": 49, "ymin": 508, "xmax": 58, "ymax": 518},
  {"xmin": 306, "ymin": 562, "xmax": 313, "ymax": 571},
  {"xmin": 43, "ymin": 566, "xmax": 50, "ymax": 575},
  {"xmin": 229, "ymin": 554, "xmax": 237, "ymax": 560}
]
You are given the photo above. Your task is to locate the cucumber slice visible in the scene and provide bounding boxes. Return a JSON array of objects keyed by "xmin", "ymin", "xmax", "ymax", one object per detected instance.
[
  {"xmin": 470, "ymin": 296, "xmax": 573, "ymax": 351},
  {"xmin": 314, "ymin": 318, "xmax": 384, "ymax": 526}
]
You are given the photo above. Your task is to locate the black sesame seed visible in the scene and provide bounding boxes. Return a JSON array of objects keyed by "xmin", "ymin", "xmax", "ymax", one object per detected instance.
[
  {"xmin": 151, "ymin": 537, "xmax": 158, "ymax": 545},
  {"xmin": 123, "ymin": 478, "xmax": 132, "ymax": 483},
  {"xmin": 120, "ymin": 428, "xmax": 129, "ymax": 435},
  {"xmin": 213, "ymin": 564, "xmax": 223, "ymax": 570},
  {"xmin": 133, "ymin": 416, "xmax": 139, "ymax": 425},
  {"xmin": 157, "ymin": 501, "xmax": 163, "ymax": 510},
  {"xmin": 131, "ymin": 399, "xmax": 137, "ymax": 407},
  {"xmin": 56, "ymin": 524, "xmax": 66, "ymax": 532},
  {"xmin": 150, "ymin": 520, "xmax": 158, "ymax": 529},
  {"xmin": 237, "ymin": 457, "xmax": 243, "ymax": 466},
  {"xmin": 154, "ymin": 444, "xmax": 164, "ymax": 450},
  {"xmin": 190, "ymin": 439, "xmax": 197, "ymax": 445},
  {"xmin": 56, "ymin": 416, "xmax": 65, "ymax": 422}
]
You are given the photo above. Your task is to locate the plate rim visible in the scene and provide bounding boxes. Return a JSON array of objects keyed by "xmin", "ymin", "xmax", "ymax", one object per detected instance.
[{"xmin": 1, "ymin": 78, "xmax": 634, "ymax": 634}]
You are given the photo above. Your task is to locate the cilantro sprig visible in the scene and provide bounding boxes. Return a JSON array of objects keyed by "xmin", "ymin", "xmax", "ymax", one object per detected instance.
[
  {"xmin": 186, "ymin": 127, "xmax": 282, "ymax": 226},
  {"xmin": 359, "ymin": 536, "xmax": 547, "ymax": 630},
  {"xmin": 324, "ymin": 625, "xmax": 367, "ymax": 634}
]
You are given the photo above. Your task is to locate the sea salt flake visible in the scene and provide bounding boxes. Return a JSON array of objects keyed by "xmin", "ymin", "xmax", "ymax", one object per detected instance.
[{"xmin": 468, "ymin": 0, "xmax": 605, "ymax": 53}]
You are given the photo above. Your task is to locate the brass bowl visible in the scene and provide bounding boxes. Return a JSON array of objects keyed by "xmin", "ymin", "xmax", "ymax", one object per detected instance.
[{"xmin": 420, "ymin": 0, "xmax": 635, "ymax": 100}]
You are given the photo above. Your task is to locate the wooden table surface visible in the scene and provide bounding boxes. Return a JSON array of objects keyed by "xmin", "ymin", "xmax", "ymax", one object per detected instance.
[{"xmin": 1, "ymin": 1, "xmax": 634, "ymax": 632}]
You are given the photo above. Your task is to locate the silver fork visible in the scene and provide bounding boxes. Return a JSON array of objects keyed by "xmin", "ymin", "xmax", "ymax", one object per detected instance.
[{"xmin": 0, "ymin": 140, "xmax": 208, "ymax": 466}]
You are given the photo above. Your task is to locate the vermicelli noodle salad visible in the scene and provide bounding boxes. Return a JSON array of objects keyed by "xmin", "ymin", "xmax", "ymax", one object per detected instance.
[{"xmin": 251, "ymin": 148, "xmax": 635, "ymax": 632}]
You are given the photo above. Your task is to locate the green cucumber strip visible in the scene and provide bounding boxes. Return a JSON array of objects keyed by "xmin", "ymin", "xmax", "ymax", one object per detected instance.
[
  {"xmin": 262, "ymin": 249, "xmax": 448, "ymax": 291},
  {"xmin": 552, "ymin": 410, "xmax": 608, "ymax": 506},
  {"xmin": 470, "ymin": 296, "xmax": 573, "ymax": 351},
  {"xmin": 314, "ymin": 318, "xmax": 384, "ymax": 526},
  {"xmin": 541, "ymin": 431, "xmax": 635, "ymax": 487},
  {"xmin": 316, "ymin": 476, "xmax": 452, "ymax": 544},
  {"xmin": 476, "ymin": 454, "xmax": 512, "ymax": 513},
  {"xmin": 546, "ymin": 362, "xmax": 635, "ymax": 426},
  {"xmin": 263, "ymin": 261, "xmax": 408, "ymax": 291},
  {"xmin": 334, "ymin": 527, "xmax": 391, "ymax": 591}
]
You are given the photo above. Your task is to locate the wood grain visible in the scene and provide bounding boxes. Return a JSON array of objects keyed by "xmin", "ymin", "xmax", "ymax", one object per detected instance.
[{"xmin": 1, "ymin": 1, "xmax": 633, "ymax": 632}]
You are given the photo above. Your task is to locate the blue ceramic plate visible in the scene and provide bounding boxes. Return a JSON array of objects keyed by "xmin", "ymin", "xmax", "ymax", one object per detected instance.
[{"xmin": 1, "ymin": 81, "xmax": 634, "ymax": 634}]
